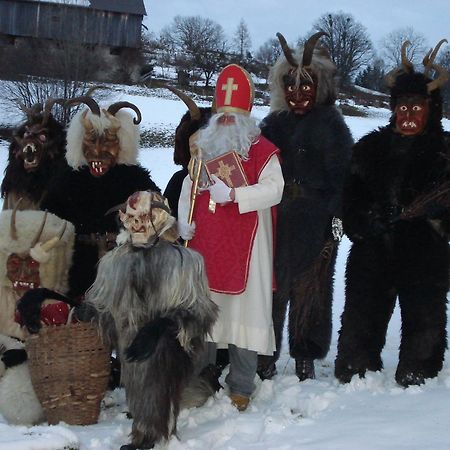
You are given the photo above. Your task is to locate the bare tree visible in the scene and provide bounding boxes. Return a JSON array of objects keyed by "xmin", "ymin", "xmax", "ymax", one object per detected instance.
[
  {"xmin": 233, "ymin": 19, "xmax": 252, "ymax": 61},
  {"xmin": 255, "ymin": 38, "xmax": 282, "ymax": 83},
  {"xmin": 161, "ymin": 15, "xmax": 228, "ymax": 87},
  {"xmin": 381, "ymin": 27, "xmax": 428, "ymax": 69},
  {"xmin": 0, "ymin": 79, "xmax": 109, "ymax": 125},
  {"xmin": 312, "ymin": 12, "xmax": 373, "ymax": 86}
]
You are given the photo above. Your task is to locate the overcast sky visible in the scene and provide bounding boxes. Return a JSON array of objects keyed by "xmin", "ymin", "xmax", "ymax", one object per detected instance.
[{"xmin": 143, "ymin": 0, "xmax": 449, "ymax": 55}]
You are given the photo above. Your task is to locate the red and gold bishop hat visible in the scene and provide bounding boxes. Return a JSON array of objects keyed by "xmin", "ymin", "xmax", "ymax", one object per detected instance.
[{"xmin": 215, "ymin": 64, "xmax": 255, "ymax": 115}]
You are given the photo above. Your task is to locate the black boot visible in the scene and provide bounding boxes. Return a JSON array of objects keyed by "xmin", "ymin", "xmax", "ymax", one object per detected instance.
[
  {"xmin": 295, "ymin": 358, "xmax": 315, "ymax": 381},
  {"xmin": 257, "ymin": 361, "xmax": 277, "ymax": 380}
]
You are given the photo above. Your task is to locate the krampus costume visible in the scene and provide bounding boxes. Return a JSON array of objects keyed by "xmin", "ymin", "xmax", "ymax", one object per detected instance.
[
  {"xmin": 335, "ymin": 40, "xmax": 450, "ymax": 387},
  {"xmin": 84, "ymin": 191, "xmax": 218, "ymax": 450},
  {"xmin": 41, "ymin": 98, "xmax": 159, "ymax": 299},
  {"xmin": 0, "ymin": 207, "xmax": 74, "ymax": 340},
  {"xmin": 0, "ymin": 209, "xmax": 74, "ymax": 424},
  {"xmin": 1, "ymin": 99, "xmax": 67, "ymax": 210},
  {"xmin": 258, "ymin": 33, "xmax": 353, "ymax": 380},
  {"xmin": 163, "ymin": 87, "xmax": 212, "ymax": 219}
]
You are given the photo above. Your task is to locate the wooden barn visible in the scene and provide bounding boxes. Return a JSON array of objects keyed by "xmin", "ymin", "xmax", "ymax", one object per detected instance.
[{"xmin": 0, "ymin": 0, "xmax": 147, "ymax": 81}]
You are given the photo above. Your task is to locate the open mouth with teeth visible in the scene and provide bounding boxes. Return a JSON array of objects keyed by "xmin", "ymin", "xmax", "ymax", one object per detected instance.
[
  {"xmin": 22, "ymin": 143, "xmax": 40, "ymax": 170},
  {"xmin": 13, "ymin": 280, "xmax": 38, "ymax": 291},
  {"xmin": 401, "ymin": 121, "xmax": 418, "ymax": 129},
  {"xmin": 290, "ymin": 100, "xmax": 310, "ymax": 108},
  {"xmin": 89, "ymin": 160, "xmax": 109, "ymax": 176}
]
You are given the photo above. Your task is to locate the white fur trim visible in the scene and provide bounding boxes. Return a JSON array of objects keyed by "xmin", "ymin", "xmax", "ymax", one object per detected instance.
[{"xmin": 66, "ymin": 107, "xmax": 140, "ymax": 169}]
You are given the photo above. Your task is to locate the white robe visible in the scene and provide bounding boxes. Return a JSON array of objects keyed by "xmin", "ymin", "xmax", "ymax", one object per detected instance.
[{"xmin": 179, "ymin": 155, "xmax": 284, "ymax": 355}]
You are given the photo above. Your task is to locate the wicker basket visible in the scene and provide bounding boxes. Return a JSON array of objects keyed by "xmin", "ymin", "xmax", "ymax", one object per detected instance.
[{"xmin": 26, "ymin": 321, "xmax": 110, "ymax": 425}]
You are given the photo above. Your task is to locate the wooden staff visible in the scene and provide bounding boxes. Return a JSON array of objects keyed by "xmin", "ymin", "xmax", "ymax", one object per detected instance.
[{"xmin": 185, "ymin": 133, "xmax": 203, "ymax": 247}]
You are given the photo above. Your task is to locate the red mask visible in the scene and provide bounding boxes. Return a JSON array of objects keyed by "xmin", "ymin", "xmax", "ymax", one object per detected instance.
[
  {"xmin": 394, "ymin": 97, "xmax": 429, "ymax": 136},
  {"xmin": 283, "ymin": 71, "xmax": 317, "ymax": 115},
  {"xmin": 82, "ymin": 129, "xmax": 120, "ymax": 177},
  {"xmin": 6, "ymin": 253, "xmax": 40, "ymax": 294}
]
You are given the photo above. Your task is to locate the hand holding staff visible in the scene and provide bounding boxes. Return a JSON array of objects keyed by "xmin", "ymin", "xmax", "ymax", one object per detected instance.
[{"xmin": 185, "ymin": 132, "xmax": 203, "ymax": 247}]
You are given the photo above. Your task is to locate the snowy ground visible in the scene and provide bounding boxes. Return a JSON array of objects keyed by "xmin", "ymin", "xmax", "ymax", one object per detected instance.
[{"xmin": 1, "ymin": 88, "xmax": 450, "ymax": 449}]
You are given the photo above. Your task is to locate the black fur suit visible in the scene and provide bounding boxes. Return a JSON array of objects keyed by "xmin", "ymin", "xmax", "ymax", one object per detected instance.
[
  {"xmin": 41, "ymin": 165, "xmax": 159, "ymax": 298},
  {"xmin": 260, "ymin": 105, "xmax": 352, "ymax": 370},
  {"xmin": 335, "ymin": 88, "xmax": 449, "ymax": 387},
  {"xmin": 2, "ymin": 113, "xmax": 67, "ymax": 210}
]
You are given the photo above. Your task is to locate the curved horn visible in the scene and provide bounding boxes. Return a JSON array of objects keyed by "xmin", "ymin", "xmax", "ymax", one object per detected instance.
[
  {"xmin": 35, "ymin": 220, "xmax": 68, "ymax": 255},
  {"xmin": 65, "ymin": 96, "xmax": 101, "ymax": 116},
  {"xmin": 10, "ymin": 198, "xmax": 23, "ymax": 241},
  {"xmin": 401, "ymin": 41, "xmax": 414, "ymax": 72},
  {"xmin": 302, "ymin": 31, "xmax": 328, "ymax": 68},
  {"xmin": 427, "ymin": 62, "xmax": 450, "ymax": 93},
  {"xmin": 276, "ymin": 32, "xmax": 298, "ymax": 68},
  {"xmin": 166, "ymin": 86, "xmax": 201, "ymax": 121},
  {"xmin": 58, "ymin": 220, "xmax": 67, "ymax": 240},
  {"xmin": 424, "ymin": 39, "xmax": 448, "ymax": 76},
  {"xmin": 41, "ymin": 97, "xmax": 66, "ymax": 126},
  {"xmin": 107, "ymin": 102, "xmax": 141, "ymax": 125},
  {"xmin": 30, "ymin": 211, "xmax": 48, "ymax": 248}
]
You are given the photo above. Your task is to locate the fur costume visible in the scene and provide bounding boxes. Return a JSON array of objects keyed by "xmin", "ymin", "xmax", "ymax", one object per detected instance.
[
  {"xmin": 0, "ymin": 211, "xmax": 74, "ymax": 425},
  {"xmin": 258, "ymin": 33, "xmax": 353, "ymax": 379},
  {"xmin": 163, "ymin": 87, "xmax": 212, "ymax": 218},
  {"xmin": 41, "ymin": 100, "xmax": 159, "ymax": 298},
  {"xmin": 84, "ymin": 191, "xmax": 218, "ymax": 450},
  {"xmin": 335, "ymin": 41, "xmax": 450, "ymax": 387},
  {"xmin": 0, "ymin": 209, "xmax": 74, "ymax": 339},
  {"xmin": 0, "ymin": 334, "xmax": 44, "ymax": 425},
  {"xmin": 1, "ymin": 100, "xmax": 67, "ymax": 210}
]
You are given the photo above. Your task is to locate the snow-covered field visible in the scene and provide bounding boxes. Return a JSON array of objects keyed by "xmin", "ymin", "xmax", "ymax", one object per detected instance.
[{"xmin": 1, "ymin": 87, "xmax": 450, "ymax": 449}]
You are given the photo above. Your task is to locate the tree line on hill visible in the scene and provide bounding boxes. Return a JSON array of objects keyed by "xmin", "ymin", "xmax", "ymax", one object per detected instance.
[
  {"xmin": 143, "ymin": 12, "xmax": 450, "ymax": 113},
  {"xmin": 0, "ymin": 10, "xmax": 448, "ymax": 120}
]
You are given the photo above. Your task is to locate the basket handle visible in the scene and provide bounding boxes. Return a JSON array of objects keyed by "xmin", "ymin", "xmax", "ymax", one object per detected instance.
[{"xmin": 66, "ymin": 307, "xmax": 76, "ymax": 325}]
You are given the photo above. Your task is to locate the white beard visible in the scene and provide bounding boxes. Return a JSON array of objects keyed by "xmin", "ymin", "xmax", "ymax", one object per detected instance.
[{"xmin": 197, "ymin": 113, "xmax": 261, "ymax": 161}]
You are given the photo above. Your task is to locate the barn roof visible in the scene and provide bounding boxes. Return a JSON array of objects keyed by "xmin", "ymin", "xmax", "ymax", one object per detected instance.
[
  {"xmin": 90, "ymin": 0, "xmax": 146, "ymax": 15},
  {"xmin": 24, "ymin": 0, "xmax": 147, "ymax": 15}
]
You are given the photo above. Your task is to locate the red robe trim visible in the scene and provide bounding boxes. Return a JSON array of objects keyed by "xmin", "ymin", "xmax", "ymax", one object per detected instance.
[{"xmin": 190, "ymin": 136, "xmax": 279, "ymax": 294}]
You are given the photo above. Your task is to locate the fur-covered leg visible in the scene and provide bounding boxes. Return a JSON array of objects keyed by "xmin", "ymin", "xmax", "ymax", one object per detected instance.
[
  {"xmin": 289, "ymin": 241, "xmax": 337, "ymax": 362},
  {"xmin": 395, "ymin": 283, "xmax": 448, "ymax": 387},
  {"xmin": 257, "ymin": 290, "xmax": 289, "ymax": 380},
  {"xmin": 124, "ymin": 330, "xmax": 194, "ymax": 448},
  {"xmin": 335, "ymin": 243, "xmax": 396, "ymax": 383}
]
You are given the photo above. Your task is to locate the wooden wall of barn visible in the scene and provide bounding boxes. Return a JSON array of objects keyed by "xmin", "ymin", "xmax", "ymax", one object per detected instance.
[{"xmin": 0, "ymin": 0, "xmax": 142, "ymax": 49}]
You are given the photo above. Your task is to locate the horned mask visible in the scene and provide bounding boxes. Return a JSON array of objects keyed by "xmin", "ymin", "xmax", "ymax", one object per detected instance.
[
  {"xmin": 119, "ymin": 191, "xmax": 179, "ymax": 246},
  {"xmin": 269, "ymin": 32, "xmax": 337, "ymax": 112},
  {"xmin": 13, "ymin": 98, "xmax": 65, "ymax": 172},
  {"xmin": 65, "ymin": 97, "xmax": 141, "ymax": 173},
  {"xmin": 385, "ymin": 39, "xmax": 449, "ymax": 135},
  {"xmin": 0, "ymin": 205, "xmax": 75, "ymax": 295}
]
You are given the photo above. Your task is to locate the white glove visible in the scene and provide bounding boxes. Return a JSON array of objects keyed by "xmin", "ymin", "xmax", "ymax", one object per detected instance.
[
  {"xmin": 331, "ymin": 217, "xmax": 343, "ymax": 241},
  {"xmin": 178, "ymin": 221, "xmax": 196, "ymax": 241},
  {"xmin": 208, "ymin": 174, "xmax": 232, "ymax": 203}
]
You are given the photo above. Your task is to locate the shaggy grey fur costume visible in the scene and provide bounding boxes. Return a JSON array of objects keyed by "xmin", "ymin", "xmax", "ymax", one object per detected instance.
[
  {"xmin": 85, "ymin": 229, "xmax": 218, "ymax": 449},
  {"xmin": 258, "ymin": 36, "xmax": 353, "ymax": 380}
]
